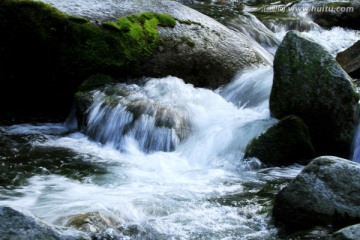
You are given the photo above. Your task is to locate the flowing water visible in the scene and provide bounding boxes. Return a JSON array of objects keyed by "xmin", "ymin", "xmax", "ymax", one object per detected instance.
[{"xmin": 1, "ymin": 0, "xmax": 360, "ymax": 239}]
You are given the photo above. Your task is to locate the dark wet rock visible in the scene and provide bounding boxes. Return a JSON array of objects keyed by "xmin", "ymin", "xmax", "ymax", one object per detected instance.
[
  {"xmin": 308, "ymin": 2, "xmax": 360, "ymax": 30},
  {"xmin": 245, "ymin": 115, "xmax": 315, "ymax": 166},
  {"xmin": 336, "ymin": 40, "xmax": 360, "ymax": 80},
  {"xmin": 0, "ymin": 206, "xmax": 89, "ymax": 240},
  {"xmin": 288, "ymin": 226, "xmax": 332, "ymax": 239},
  {"xmin": 270, "ymin": 30, "xmax": 358, "ymax": 158},
  {"xmin": 273, "ymin": 156, "xmax": 360, "ymax": 233}
]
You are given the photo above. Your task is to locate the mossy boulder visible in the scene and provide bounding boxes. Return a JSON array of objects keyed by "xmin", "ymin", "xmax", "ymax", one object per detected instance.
[
  {"xmin": 270, "ymin": 30, "xmax": 358, "ymax": 158},
  {"xmin": 40, "ymin": 0, "xmax": 272, "ymax": 89},
  {"xmin": 0, "ymin": 0, "xmax": 176, "ymax": 123},
  {"xmin": 337, "ymin": 40, "xmax": 360, "ymax": 80},
  {"xmin": 308, "ymin": 2, "xmax": 360, "ymax": 30},
  {"xmin": 272, "ymin": 156, "xmax": 360, "ymax": 233},
  {"xmin": 245, "ymin": 115, "xmax": 315, "ymax": 166}
]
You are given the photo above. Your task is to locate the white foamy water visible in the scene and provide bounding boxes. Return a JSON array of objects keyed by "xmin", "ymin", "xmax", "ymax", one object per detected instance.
[{"xmin": 0, "ymin": 74, "xmax": 299, "ymax": 239}]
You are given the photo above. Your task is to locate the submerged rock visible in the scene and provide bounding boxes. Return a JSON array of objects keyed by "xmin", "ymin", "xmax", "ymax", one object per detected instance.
[
  {"xmin": 244, "ymin": 115, "xmax": 315, "ymax": 166},
  {"xmin": 270, "ymin": 30, "xmax": 358, "ymax": 158},
  {"xmin": 272, "ymin": 156, "xmax": 360, "ymax": 232},
  {"xmin": 65, "ymin": 212, "xmax": 118, "ymax": 234},
  {"xmin": 0, "ymin": 206, "xmax": 88, "ymax": 240},
  {"xmin": 336, "ymin": 40, "xmax": 360, "ymax": 80}
]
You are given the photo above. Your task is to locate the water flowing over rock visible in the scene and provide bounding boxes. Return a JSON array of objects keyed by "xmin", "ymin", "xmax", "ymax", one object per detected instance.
[
  {"xmin": 244, "ymin": 115, "xmax": 315, "ymax": 166},
  {"xmin": 75, "ymin": 77, "xmax": 191, "ymax": 153},
  {"xmin": 40, "ymin": 0, "xmax": 272, "ymax": 89},
  {"xmin": 270, "ymin": 30, "xmax": 358, "ymax": 158},
  {"xmin": 337, "ymin": 40, "xmax": 360, "ymax": 80},
  {"xmin": 0, "ymin": 206, "xmax": 88, "ymax": 240},
  {"xmin": 272, "ymin": 156, "xmax": 360, "ymax": 232}
]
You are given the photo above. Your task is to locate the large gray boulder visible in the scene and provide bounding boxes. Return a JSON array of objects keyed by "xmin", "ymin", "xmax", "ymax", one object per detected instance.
[
  {"xmin": 40, "ymin": 0, "xmax": 272, "ymax": 89},
  {"xmin": 0, "ymin": 206, "xmax": 89, "ymax": 240},
  {"xmin": 270, "ymin": 30, "xmax": 358, "ymax": 158},
  {"xmin": 272, "ymin": 156, "xmax": 360, "ymax": 232}
]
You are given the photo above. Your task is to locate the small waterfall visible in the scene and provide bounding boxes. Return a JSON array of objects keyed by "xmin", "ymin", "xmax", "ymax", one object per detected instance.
[{"xmin": 81, "ymin": 80, "xmax": 191, "ymax": 153}]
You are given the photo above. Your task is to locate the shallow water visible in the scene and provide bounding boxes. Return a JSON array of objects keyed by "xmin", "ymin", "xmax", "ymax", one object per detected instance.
[{"xmin": 0, "ymin": 75, "xmax": 302, "ymax": 239}]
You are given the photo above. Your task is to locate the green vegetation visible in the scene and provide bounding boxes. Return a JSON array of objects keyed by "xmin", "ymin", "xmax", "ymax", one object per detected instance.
[
  {"xmin": 180, "ymin": 36, "xmax": 195, "ymax": 47},
  {"xmin": 102, "ymin": 12, "xmax": 176, "ymax": 60},
  {"xmin": 78, "ymin": 74, "xmax": 115, "ymax": 92},
  {"xmin": 176, "ymin": 18, "xmax": 204, "ymax": 27}
]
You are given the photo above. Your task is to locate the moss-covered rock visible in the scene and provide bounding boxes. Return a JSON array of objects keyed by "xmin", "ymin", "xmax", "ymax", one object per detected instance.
[
  {"xmin": 270, "ymin": 30, "xmax": 358, "ymax": 158},
  {"xmin": 245, "ymin": 115, "xmax": 315, "ymax": 166},
  {"xmin": 40, "ymin": 0, "xmax": 272, "ymax": 89},
  {"xmin": 78, "ymin": 74, "xmax": 115, "ymax": 92},
  {"xmin": 0, "ymin": 0, "xmax": 175, "ymax": 123}
]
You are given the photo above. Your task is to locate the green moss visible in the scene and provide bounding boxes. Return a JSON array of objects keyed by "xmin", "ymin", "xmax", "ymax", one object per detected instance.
[
  {"xmin": 79, "ymin": 74, "xmax": 115, "ymax": 92},
  {"xmin": 157, "ymin": 14, "xmax": 176, "ymax": 28},
  {"xmin": 103, "ymin": 12, "xmax": 177, "ymax": 60},
  {"xmin": 176, "ymin": 18, "xmax": 204, "ymax": 27},
  {"xmin": 324, "ymin": 2, "xmax": 351, "ymax": 8},
  {"xmin": 180, "ymin": 36, "xmax": 195, "ymax": 48},
  {"xmin": 117, "ymin": 18, "xmax": 132, "ymax": 32},
  {"xmin": 68, "ymin": 16, "xmax": 89, "ymax": 24}
]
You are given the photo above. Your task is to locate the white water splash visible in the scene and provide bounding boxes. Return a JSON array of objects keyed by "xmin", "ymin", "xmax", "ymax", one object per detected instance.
[{"xmin": 0, "ymin": 72, "xmax": 286, "ymax": 239}]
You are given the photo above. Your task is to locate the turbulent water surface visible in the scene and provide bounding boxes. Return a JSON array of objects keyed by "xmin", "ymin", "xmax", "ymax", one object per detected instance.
[{"xmin": 1, "ymin": 0, "xmax": 360, "ymax": 239}]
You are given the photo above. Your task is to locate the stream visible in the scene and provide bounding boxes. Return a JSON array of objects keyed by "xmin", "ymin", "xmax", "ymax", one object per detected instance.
[{"xmin": 1, "ymin": 0, "xmax": 359, "ymax": 239}]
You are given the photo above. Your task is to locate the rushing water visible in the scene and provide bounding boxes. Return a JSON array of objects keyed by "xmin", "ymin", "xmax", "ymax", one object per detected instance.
[
  {"xmin": 1, "ymin": 0, "xmax": 360, "ymax": 239},
  {"xmin": 0, "ymin": 72, "xmax": 301, "ymax": 239}
]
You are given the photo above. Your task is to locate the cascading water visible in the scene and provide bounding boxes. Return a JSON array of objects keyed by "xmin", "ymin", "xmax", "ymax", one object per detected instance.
[
  {"xmin": 81, "ymin": 81, "xmax": 191, "ymax": 153},
  {"xmin": 0, "ymin": 70, "xmax": 296, "ymax": 239},
  {"xmin": 1, "ymin": 0, "xmax": 360, "ymax": 239}
]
